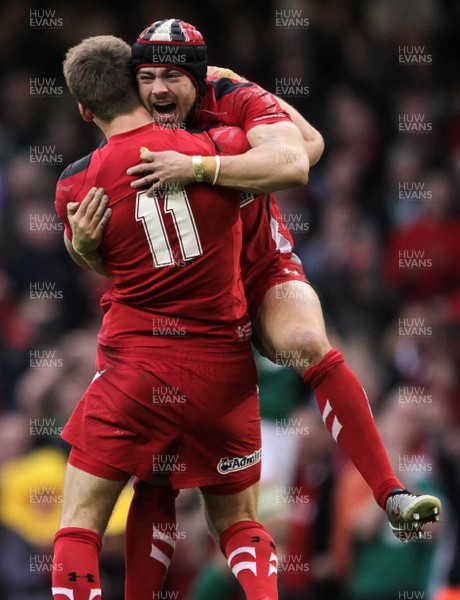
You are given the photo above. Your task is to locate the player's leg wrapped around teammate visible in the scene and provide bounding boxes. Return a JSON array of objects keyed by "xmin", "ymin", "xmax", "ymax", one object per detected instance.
[
  {"xmin": 241, "ymin": 194, "xmax": 441, "ymax": 536},
  {"xmin": 302, "ymin": 348, "xmax": 403, "ymax": 508}
]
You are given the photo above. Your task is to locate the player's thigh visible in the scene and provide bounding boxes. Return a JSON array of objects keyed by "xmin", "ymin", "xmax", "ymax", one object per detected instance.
[
  {"xmin": 201, "ymin": 482, "xmax": 260, "ymax": 538},
  {"xmin": 59, "ymin": 463, "xmax": 126, "ymax": 537},
  {"xmin": 254, "ymin": 280, "xmax": 331, "ymax": 365}
]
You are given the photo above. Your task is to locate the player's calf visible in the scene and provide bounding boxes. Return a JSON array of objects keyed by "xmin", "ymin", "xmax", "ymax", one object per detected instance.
[
  {"xmin": 52, "ymin": 461, "xmax": 126, "ymax": 599},
  {"xmin": 125, "ymin": 479, "xmax": 179, "ymax": 600},
  {"xmin": 202, "ymin": 484, "xmax": 278, "ymax": 599},
  {"xmin": 52, "ymin": 527, "xmax": 102, "ymax": 600},
  {"xmin": 220, "ymin": 520, "xmax": 278, "ymax": 600}
]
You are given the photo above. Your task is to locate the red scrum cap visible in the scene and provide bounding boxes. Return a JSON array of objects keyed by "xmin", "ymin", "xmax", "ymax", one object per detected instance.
[{"xmin": 131, "ymin": 19, "xmax": 207, "ymax": 106}]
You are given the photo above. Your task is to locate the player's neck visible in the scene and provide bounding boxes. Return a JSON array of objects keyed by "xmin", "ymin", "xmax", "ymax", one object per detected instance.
[{"xmin": 99, "ymin": 106, "xmax": 152, "ymax": 139}]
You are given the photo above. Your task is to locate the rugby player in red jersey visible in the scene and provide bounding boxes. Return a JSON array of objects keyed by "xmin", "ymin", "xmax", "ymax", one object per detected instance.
[
  {"xmin": 117, "ymin": 19, "xmax": 441, "ymax": 588},
  {"xmin": 60, "ymin": 21, "xmax": 442, "ymax": 599},
  {"xmin": 52, "ymin": 35, "xmax": 287, "ymax": 600}
]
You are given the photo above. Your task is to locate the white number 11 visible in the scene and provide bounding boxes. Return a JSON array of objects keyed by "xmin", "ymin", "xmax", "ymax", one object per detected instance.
[{"xmin": 135, "ymin": 187, "xmax": 203, "ymax": 267}]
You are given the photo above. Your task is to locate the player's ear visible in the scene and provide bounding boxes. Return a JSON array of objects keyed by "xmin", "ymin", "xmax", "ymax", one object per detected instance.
[{"xmin": 78, "ymin": 103, "xmax": 95, "ymax": 122}]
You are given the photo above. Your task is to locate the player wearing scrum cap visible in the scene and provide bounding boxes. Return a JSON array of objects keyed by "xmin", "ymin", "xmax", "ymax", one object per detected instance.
[{"xmin": 122, "ymin": 17, "xmax": 442, "ymax": 594}]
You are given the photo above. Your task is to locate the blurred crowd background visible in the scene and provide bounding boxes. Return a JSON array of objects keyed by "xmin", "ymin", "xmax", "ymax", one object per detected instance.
[{"xmin": 0, "ymin": 0, "xmax": 459, "ymax": 598}]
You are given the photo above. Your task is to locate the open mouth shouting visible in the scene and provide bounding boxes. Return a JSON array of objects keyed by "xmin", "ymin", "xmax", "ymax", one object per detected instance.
[{"xmin": 152, "ymin": 101, "xmax": 179, "ymax": 123}]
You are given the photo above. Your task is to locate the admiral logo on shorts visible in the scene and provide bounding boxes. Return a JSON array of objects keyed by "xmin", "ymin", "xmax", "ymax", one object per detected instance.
[{"xmin": 217, "ymin": 449, "xmax": 262, "ymax": 474}]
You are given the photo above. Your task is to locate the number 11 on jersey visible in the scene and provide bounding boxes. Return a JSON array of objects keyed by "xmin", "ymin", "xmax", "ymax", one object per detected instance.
[{"xmin": 135, "ymin": 187, "xmax": 203, "ymax": 268}]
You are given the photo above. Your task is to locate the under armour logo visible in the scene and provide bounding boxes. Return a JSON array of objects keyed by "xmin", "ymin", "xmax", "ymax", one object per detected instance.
[
  {"xmin": 250, "ymin": 537, "xmax": 277, "ymax": 551},
  {"xmin": 68, "ymin": 572, "xmax": 95, "ymax": 582}
]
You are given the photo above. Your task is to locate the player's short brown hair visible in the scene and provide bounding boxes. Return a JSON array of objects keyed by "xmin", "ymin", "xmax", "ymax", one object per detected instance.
[{"xmin": 63, "ymin": 35, "xmax": 140, "ymax": 122}]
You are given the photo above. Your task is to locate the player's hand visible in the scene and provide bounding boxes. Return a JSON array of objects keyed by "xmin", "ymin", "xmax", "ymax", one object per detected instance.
[
  {"xmin": 207, "ymin": 65, "xmax": 248, "ymax": 82},
  {"xmin": 67, "ymin": 187, "xmax": 111, "ymax": 255},
  {"xmin": 127, "ymin": 150, "xmax": 195, "ymax": 196}
]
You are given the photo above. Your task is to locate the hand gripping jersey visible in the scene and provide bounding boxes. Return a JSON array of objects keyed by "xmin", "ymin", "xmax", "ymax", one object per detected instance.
[{"xmin": 55, "ymin": 123, "xmax": 252, "ymax": 350}]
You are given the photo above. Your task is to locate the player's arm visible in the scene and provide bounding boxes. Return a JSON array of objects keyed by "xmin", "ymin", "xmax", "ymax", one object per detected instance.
[
  {"xmin": 64, "ymin": 187, "xmax": 111, "ymax": 277},
  {"xmin": 64, "ymin": 234, "xmax": 109, "ymax": 277},
  {"xmin": 215, "ymin": 120, "xmax": 309, "ymax": 192},
  {"xmin": 207, "ymin": 66, "xmax": 324, "ymax": 166},
  {"xmin": 128, "ymin": 75, "xmax": 321, "ymax": 195},
  {"xmin": 128, "ymin": 121, "xmax": 309, "ymax": 195},
  {"xmin": 273, "ymin": 96, "xmax": 324, "ymax": 166}
]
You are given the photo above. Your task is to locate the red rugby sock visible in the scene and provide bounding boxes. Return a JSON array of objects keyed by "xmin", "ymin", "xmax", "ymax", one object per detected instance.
[
  {"xmin": 220, "ymin": 520, "xmax": 278, "ymax": 600},
  {"xmin": 52, "ymin": 527, "xmax": 101, "ymax": 600},
  {"xmin": 303, "ymin": 348, "xmax": 403, "ymax": 508},
  {"xmin": 125, "ymin": 480, "xmax": 179, "ymax": 600}
]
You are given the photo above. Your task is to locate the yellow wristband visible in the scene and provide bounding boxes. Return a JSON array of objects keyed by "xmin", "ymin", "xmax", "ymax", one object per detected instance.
[
  {"xmin": 192, "ymin": 156, "xmax": 204, "ymax": 182},
  {"xmin": 195, "ymin": 156, "xmax": 221, "ymax": 185}
]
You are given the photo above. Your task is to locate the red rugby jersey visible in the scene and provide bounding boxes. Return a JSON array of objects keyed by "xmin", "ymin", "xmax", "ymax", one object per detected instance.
[
  {"xmin": 201, "ymin": 77, "xmax": 292, "ymax": 132},
  {"xmin": 55, "ymin": 123, "xmax": 252, "ymax": 350}
]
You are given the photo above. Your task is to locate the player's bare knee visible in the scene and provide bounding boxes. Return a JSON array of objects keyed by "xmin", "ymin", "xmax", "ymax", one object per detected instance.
[{"xmin": 278, "ymin": 327, "xmax": 330, "ymax": 373}]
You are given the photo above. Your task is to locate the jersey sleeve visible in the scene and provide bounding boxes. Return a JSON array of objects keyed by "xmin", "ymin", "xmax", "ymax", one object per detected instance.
[
  {"xmin": 217, "ymin": 78, "xmax": 292, "ymax": 133},
  {"xmin": 54, "ymin": 185, "xmax": 72, "ymax": 240},
  {"xmin": 54, "ymin": 152, "xmax": 95, "ymax": 241},
  {"xmin": 239, "ymin": 84, "xmax": 292, "ymax": 133}
]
